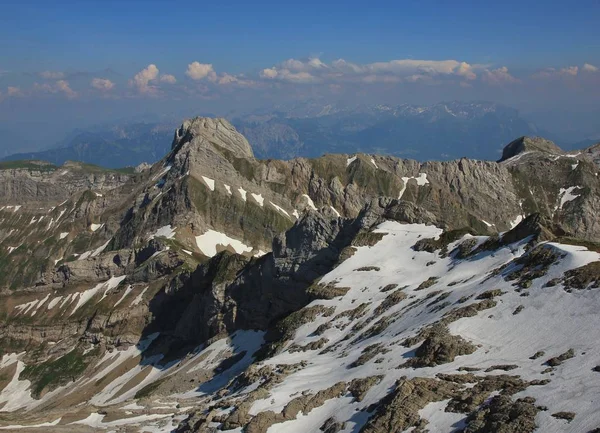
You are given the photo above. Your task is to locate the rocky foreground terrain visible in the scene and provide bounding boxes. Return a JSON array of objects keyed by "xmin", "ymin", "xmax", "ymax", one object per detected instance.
[{"xmin": 0, "ymin": 118, "xmax": 599, "ymax": 432}]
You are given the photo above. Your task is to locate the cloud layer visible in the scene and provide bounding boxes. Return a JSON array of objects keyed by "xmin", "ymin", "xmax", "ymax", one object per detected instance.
[
  {"xmin": 2, "ymin": 58, "xmax": 598, "ymax": 103},
  {"xmin": 91, "ymin": 78, "xmax": 115, "ymax": 91}
]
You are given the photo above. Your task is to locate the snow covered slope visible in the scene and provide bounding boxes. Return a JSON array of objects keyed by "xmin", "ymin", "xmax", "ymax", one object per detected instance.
[{"xmin": 174, "ymin": 220, "xmax": 600, "ymax": 432}]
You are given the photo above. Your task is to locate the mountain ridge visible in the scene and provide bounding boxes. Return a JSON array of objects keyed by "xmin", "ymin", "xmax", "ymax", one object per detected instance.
[{"xmin": 0, "ymin": 117, "xmax": 598, "ymax": 431}]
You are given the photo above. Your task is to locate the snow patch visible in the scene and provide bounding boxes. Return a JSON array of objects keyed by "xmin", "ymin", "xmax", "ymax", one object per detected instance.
[
  {"xmin": 78, "ymin": 240, "xmax": 110, "ymax": 261},
  {"xmin": 346, "ymin": 156, "xmax": 357, "ymax": 166},
  {"xmin": 302, "ymin": 194, "xmax": 317, "ymax": 211},
  {"xmin": 251, "ymin": 193, "xmax": 264, "ymax": 206},
  {"xmin": 556, "ymin": 186, "xmax": 582, "ymax": 210},
  {"xmin": 202, "ymin": 176, "xmax": 215, "ymax": 191},
  {"xmin": 90, "ymin": 223, "xmax": 104, "ymax": 232},
  {"xmin": 509, "ymin": 215, "xmax": 524, "ymax": 229},
  {"xmin": 114, "ymin": 285, "xmax": 133, "ymax": 307},
  {"xmin": 131, "ymin": 287, "xmax": 148, "ymax": 306},
  {"xmin": 195, "ymin": 230, "xmax": 253, "ymax": 257},
  {"xmin": 398, "ymin": 173, "xmax": 430, "ymax": 199},
  {"xmin": 152, "ymin": 165, "xmax": 171, "ymax": 181},
  {"xmin": 270, "ymin": 202, "xmax": 290, "ymax": 217},
  {"xmin": 68, "ymin": 275, "xmax": 127, "ymax": 316},
  {"xmin": 148, "ymin": 225, "xmax": 176, "ymax": 240}
]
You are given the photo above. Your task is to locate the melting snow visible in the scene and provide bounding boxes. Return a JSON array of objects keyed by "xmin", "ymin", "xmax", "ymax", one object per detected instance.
[
  {"xmin": 238, "ymin": 187, "xmax": 247, "ymax": 201},
  {"xmin": 251, "ymin": 193, "xmax": 264, "ymax": 206},
  {"xmin": 370, "ymin": 158, "xmax": 378, "ymax": 168},
  {"xmin": 224, "ymin": 184, "xmax": 232, "ymax": 195},
  {"xmin": 302, "ymin": 194, "xmax": 317, "ymax": 211},
  {"xmin": 346, "ymin": 156, "xmax": 357, "ymax": 166},
  {"xmin": 148, "ymin": 225, "xmax": 176, "ymax": 240},
  {"xmin": 90, "ymin": 223, "xmax": 104, "ymax": 232},
  {"xmin": 195, "ymin": 229, "xmax": 253, "ymax": 257},
  {"xmin": 131, "ymin": 287, "xmax": 148, "ymax": 306},
  {"xmin": 0, "ymin": 418, "xmax": 62, "ymax": 429},
  {"xmin": 509, "ymin": 215, "xmax": 524, "ymax": 229},
  {"xmin": 78, "ymin": 240, "xmax": 110, "ymax": 261},
  {"xmin": 0, "ymin": 361, "xmax": 34, "ymax": 412},
  {"xmin": 59, "ymin": 232, "xmax": 69, "ymax": 240},
  {"xmin": 330, "ymin": 206, "xmax": 341, "ymax": 217},
  {"xmin": 47, "ymin": 296, "xmax": 63, "ymax": 310},
  {"xmin": 270, "ymin": 202, "xmax": 290, "ymax": 217},
  {"xmin": 114, "ymin": 285, "xmax": 133, "ymax": 307},
  {"xmin": 152, "ymin": 165, "xmax": 172, "ymax": 181},
  {"xmin": 398, "ymin": 173, "xmax": 430, "ymax": 199},
  {"xmin": 557, "ymin": 186, "xmax": 582, "ymax": 210},
  {"xmin": 239, "ymin": 221, "xmax": 600, "ymax": 432},
  {"xmin": 67, "ymin": 275, "xmax": 126, "ymax": 316},
  {"xmin": 202, "ymin": 176, "xmax": 215, "ymax": 191},
  {"xmin": 292, "ymin": 209, "xmax": 300, "ymax": 219}
]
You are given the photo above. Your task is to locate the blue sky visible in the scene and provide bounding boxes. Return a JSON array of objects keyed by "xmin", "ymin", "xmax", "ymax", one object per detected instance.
[
  {"xmin": 1, "ymin": 0, "xmax": 600, "ymax": 147},
  {"xmin": 2, "ymin": 0, "xmax": 599, "ymax": 72}
]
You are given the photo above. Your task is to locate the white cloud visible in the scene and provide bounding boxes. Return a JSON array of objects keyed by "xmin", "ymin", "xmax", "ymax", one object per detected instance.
[
  {"xmin": 130, "ymin": 64, "xmax": 160, "ymax": 94},
  {"xmin": 34, "ymin": 80, "xmax": 77, "ymax": 98},
  {"xmin": 560, "ymin": 66, "xmax": 578, "ymax": 76},
  {"xmin": 307, "ymin": 57, "xmax": 327, "ymax": 69},
  {"xmin": 218, "ymin": 73, "xmax": 238, "ymax": 84},
  {"xmin": 260, "ymin": 58, "xmax": 486, "ymax": 84},
  {"xmin": 583, "ymin": 63, "xmax": 598, "ymax": 73},
  {"xmin": 7, "ymin": 86, "xmax": 21, "ymax": 96},
  {"xmin": 160, "ymin": 74, "xmax": 177, "ymax": 84},
  {"xmin": 260, "ymin": 66, "xmax": 318, "ymax": 83},
  {"xmin": 456, "ymin": 62, "xmax": 477, "ymax": 80},
  {"xmin": 39, "ymin": 71, "xmax": 65, "ymax": 80},
  {"xmin": 260, "ymin": 67, "xmax": 279, "ymax": 79},
  {"xmin": 91, "ymin": 78, "xmax": 115, "ymax": 91},
  {"xmin": 482, "ymin": 66, "xmax": 519, "ymax": 85},
  {"xmin": 186, "ymin": 62, "xmax": 217, "ymax": 81},
  {"xmin": 363, "ymin": 74, "xmax": 402, "ymax": 83},
  {"xmin": 215, "ymin": 73, "xmax": 257, "ymax": 87},
  {"xmin": 56, "ymin": 80, "xmax": 77, "ymax": 98},
  {"xmin": 532, "ymin": 65, "xmax": 583, "ymax": 79}
]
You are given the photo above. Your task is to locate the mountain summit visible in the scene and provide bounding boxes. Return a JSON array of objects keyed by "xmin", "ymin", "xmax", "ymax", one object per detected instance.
[
  {"xmin": 499, "ymin": 136, "xmax": 564, "ymax": 162},
  {"xmin": 172, "ymin": 117, "xmax": 254, "ymax": 158}
]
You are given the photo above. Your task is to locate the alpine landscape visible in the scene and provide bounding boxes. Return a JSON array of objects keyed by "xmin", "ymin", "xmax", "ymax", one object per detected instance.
[{"xmin": 1, "ymin": 1, "xmax": 600, "ymax": 432}]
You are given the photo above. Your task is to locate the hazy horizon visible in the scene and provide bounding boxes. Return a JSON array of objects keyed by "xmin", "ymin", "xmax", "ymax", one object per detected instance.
[{"xmin": 1, "ymin": 0, "xmax": 599, "ymax": 152}]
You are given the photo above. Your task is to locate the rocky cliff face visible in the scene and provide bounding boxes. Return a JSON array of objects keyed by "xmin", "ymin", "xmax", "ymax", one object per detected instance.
[
  {"xmin": 0, "ymin": 160, "xmax": 130, "ymax": 207},
  {"xmin": 0, "ymin": 118, "xmax": 598, "ymax": 431}
]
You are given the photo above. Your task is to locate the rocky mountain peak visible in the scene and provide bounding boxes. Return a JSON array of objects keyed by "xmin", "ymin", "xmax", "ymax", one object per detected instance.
[
  {"xmin": 499, "ymin": 136, "xmax": 563, "ymax": 162},
  {"xmin": 171, "ymin": 116, "xmax": 254, "ymax": 158}
]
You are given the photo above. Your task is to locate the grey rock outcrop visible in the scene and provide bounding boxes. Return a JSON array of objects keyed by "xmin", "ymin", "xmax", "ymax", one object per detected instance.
[
  {"xmin": 499, "ymin": 136, "xmax": 563, "ymax": 162},
  {"xmin": 172, "ymin": 117, "xmax": 254, "ymax": 158}
]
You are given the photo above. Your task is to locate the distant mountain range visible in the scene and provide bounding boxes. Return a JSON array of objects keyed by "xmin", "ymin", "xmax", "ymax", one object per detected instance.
[
  {"xmin": 2, "ymin": 122, "xmax": 176, "ymax": 168},
  {"xmin": 233, "ymin": 101, "xmax": 546, "ymax": 161},
  {"xmin": 1, "ymin": 101, "xmax": 554, "ymax": 166}
]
